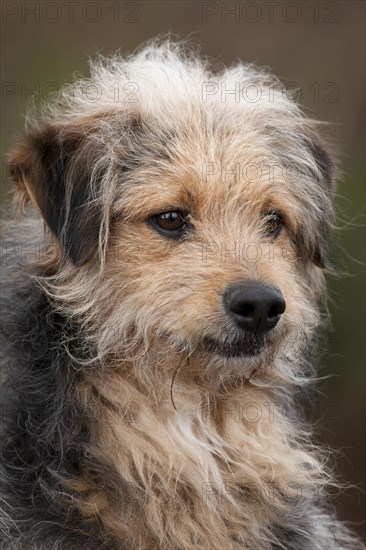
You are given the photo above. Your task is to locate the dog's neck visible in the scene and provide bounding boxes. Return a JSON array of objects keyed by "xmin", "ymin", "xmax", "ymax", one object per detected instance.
[{"xmin": 71, "ymin": 365, "xmax": 324, "ymax": 548}]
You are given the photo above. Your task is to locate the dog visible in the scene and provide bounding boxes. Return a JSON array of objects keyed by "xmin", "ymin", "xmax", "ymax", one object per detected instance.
[{"xmin": 1, "ymin": 39, "xmax": 363, "ymax": 549}]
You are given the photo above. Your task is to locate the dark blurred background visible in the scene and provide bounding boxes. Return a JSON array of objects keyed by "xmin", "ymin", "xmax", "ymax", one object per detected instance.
[{"xmin": 1, "ymin": 0, "xmax": 365, "ymax": 539}]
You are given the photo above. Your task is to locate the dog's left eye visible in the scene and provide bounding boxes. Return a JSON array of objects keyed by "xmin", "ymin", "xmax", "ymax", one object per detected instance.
[
  {"xmin": 263, "ymin": 211, "xmax": 283, "ymax": 238},
  {"xmin": 149, "ymin": 210, "xmax": 188, "ymax": 237}
]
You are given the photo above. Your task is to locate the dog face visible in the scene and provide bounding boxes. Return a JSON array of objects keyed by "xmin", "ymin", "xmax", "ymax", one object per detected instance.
[
  {"xmin": 8, "ymin": 46, "xmax": 336, "ymax": 379},
  {"xmin": 105, "ymin": 121, "xmax": 333, "ymax": 371}
]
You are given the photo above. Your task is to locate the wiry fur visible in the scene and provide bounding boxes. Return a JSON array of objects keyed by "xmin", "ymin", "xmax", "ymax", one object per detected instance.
[{"xmin": 1, "ymin": 39, "xmax": 363, "ymax": 549}]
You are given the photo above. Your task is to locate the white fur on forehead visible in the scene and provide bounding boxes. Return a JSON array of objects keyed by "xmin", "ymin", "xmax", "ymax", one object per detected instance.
[{"xmin": 43, "ymin": 39, "xmax": 303, "ymax": 125}]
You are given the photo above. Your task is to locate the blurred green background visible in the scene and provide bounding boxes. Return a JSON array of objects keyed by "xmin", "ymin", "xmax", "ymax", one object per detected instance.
[{"xmin": 1, "ymin": 0, "xmax": 365, "ymax": 539}]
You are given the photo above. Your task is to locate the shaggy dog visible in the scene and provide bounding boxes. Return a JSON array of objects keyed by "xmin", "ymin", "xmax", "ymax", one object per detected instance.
[{"xmin": 0, "ymin": 40, "xmax": 363, "ymax": 549}]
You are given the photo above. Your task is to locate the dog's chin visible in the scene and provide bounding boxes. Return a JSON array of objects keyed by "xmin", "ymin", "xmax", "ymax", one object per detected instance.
[{"xmin": 200, "ymin": 334, "xmax": 266, "ymax": 358}]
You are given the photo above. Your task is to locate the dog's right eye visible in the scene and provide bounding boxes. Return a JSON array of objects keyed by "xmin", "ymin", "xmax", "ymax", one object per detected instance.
[
  {"xmin": 263, "ymin": 211, "xmax": 283, "ymax": 239},
  {"xmin": 149, "ymin": 210, "xmax": 188, "ymax": 237}
]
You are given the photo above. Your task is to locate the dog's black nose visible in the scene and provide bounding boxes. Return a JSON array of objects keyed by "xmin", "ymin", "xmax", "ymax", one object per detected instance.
[{"xmin": 224, "ymin": 282, "xmax": 286, "ymax": 333}]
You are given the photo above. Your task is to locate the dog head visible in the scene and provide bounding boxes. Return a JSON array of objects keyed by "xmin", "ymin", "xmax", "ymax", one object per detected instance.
[{"xmin": 8, "ymin": 43, "xmax": 337, "ymax": 379}]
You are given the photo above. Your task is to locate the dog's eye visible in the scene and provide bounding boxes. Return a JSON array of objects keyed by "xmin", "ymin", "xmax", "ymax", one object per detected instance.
[
  {"xmin": 149, "ymin": 210, "xmax": 188, "ymax": 237},
  {"xmin": 263, "ymin": 211, "xmax": 283, "ymax": 238}
]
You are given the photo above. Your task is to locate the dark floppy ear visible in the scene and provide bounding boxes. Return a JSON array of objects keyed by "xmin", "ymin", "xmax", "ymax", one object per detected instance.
[
  {"xmin": 8, "ymin": 120, "xmax": 104, "ymax": 266},
  {"xmin": 301, "ymin": 133, "xmax": 337, "ymax": 269},
  {"xmin": 306, "ymin": 133, "xmax": 337, "ymax": 195}
]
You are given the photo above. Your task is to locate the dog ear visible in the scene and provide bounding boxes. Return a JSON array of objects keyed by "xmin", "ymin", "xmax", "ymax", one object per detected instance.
[
  {"xmin": 298, "ymin": 133, "xmax": 337, "ymax": 269},
  {"xmin": 8, "ymin": 120, "xmax": 105, "ymax": 266}
]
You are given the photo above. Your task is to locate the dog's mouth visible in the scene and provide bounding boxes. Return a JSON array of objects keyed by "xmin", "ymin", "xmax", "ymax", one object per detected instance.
[{"xmin": 200, "ymin": 334, "xmax": 266, "ymax": 358}]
